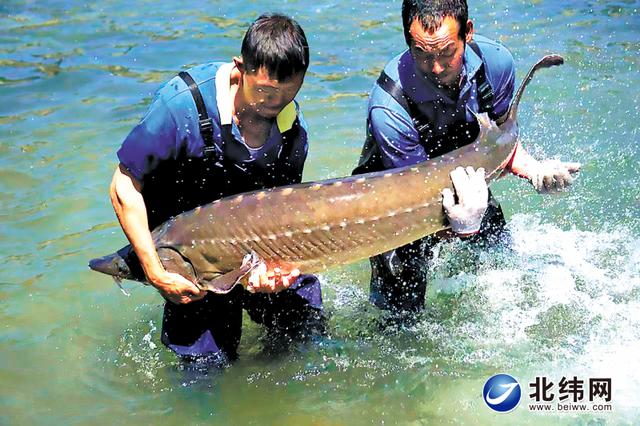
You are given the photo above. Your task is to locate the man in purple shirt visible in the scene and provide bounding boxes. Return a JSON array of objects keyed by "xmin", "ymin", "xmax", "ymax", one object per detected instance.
[
  {"xmin": 354, "ymin": 0, "xmax": 581, "ymax": 313},
  {"xmin": 110, "ymin": 14, "xmax": 324, "ymax": 364}
]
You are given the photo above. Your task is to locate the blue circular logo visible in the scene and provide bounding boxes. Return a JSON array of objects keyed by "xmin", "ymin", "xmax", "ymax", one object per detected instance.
[{"xmin": 483, "ymin": 374, "xmax": 521, "ymax": 413}]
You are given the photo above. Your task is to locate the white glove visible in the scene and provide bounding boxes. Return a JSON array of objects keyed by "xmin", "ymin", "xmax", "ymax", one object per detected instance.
[
  {"xmin": 529, "ymin": 160, "xmax": 581, "ymax": 194},
  {"xmin": 442, "ymin": 167, "xmax": 488, "ymax": 235}
]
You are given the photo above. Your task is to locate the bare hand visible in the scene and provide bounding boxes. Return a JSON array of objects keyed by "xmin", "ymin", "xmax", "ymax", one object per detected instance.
[
  {"xmin": 151, "ymin": 271, "xmax": 207, "ymax": 304},
  {"xmin": 442, "ymin": 166, "xmax": 488, "ymax": 235},
  {"xmin": 247, "ymin": 262, "xmax": 300, "ymax": 293}
]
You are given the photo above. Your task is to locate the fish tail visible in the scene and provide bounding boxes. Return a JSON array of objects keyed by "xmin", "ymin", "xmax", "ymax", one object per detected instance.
[{"xmin": 507, "ymin": 55, "xmax": 564, "ymax": 123}]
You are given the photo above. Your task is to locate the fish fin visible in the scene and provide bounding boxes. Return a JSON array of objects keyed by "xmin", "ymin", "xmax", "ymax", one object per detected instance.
[
  {"xmin": 470, "ymin": 110, "xmax": 497, "ymax": 132},
  {"xmin": 199, "ymin": 252, "xmax": 262, "ymax": 294}
]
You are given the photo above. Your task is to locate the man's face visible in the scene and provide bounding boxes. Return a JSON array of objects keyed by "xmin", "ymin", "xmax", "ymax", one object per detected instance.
[
  {"xmin": 408, "ymin": 16, "xmax": 472, "ymax": 88},
  {"xmin": 241, "ymin": 67, "xmax": 304, "ymax": 119}
]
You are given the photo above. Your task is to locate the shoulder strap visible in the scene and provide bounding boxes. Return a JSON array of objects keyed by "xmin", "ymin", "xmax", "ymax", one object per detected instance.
[
  {"xmin": 376, "ymin": 71, "xmax": 412, "ymax": 115},
  {"xmin": 376, "ymin": 70, "xmax": 432, "ymax": 135},
  {"xmin": 177, "ymin": 71, "xmax": 216, "ymax": 154},
  {"xmin": 467, "ymin": 41, "xmax": 495, "ymax": 116}
]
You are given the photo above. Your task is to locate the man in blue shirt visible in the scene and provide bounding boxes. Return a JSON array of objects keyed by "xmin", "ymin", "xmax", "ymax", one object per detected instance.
[
  {"xmin": 110, "ymin": 14, "xmax": 323, "ymax": 364},
  {"xmin": 354, "ymin": 0, "xmax": 581, "ymax": 313}
]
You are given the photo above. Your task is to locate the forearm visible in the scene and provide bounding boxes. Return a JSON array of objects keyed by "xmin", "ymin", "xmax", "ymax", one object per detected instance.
[
  {"xmin": 504, "ymin": 143, "xmax": 581, "ymax": 193},
  {"xmin": 109, "ymin": 166, "xmax": 165, "ymax": 285},
  {"xmin": 507, "ymin": 143, "xmax": 539, "ymax": 180}
]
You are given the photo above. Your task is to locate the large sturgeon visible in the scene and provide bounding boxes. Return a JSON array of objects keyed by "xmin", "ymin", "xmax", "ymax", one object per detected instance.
[{"xmin": 90, "ymin": 55, "xmax": 564, "ymax": 293}]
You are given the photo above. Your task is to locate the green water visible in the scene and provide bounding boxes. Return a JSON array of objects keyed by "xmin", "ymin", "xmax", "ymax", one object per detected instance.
[{"xmin": 1, "ymin": 0, "xmax": 638, "ymax": 424}]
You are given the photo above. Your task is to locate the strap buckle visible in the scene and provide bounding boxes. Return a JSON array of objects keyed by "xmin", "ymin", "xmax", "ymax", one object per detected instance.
[
  {"xmin": 477, "ymin": 81, "xmax": 493, "ymax": 101},
  {"xmin": 199, "ymin": 118, "xmax": 213, "ymax": 134}
]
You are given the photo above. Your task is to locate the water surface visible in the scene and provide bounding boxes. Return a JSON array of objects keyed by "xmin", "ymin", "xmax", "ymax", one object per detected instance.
[{"xmin": 1, "ymin": 0, "xmax": 639, "ymax": 424}]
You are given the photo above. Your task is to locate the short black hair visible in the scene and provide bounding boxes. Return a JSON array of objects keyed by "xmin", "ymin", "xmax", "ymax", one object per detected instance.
[
  {"xmin": 402, "ymin": 0, "xmax": 469, "ymax": 46},
  {"xmin": 241, "ymin": 13, "xmax": 309, "ymax": 81}
]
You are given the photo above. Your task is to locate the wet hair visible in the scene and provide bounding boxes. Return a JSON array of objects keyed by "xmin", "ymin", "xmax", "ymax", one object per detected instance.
[
  {"xmin": 402, "ymin": 0, "xmax": 469, "ymax": 46},
  {"xmin": 241, "ymin": 13, "xmax": 309, "ymax": 80}
]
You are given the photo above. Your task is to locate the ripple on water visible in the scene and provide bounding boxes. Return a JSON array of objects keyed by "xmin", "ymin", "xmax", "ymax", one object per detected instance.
[{"xmin": 312, "ymin": 214, "xmax": 640, "ymax": 378}]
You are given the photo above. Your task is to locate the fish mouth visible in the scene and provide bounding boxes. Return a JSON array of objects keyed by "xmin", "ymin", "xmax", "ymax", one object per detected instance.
[{"xmin": 88, "ymin": 245, "xmax": 145, "ymax": 281}]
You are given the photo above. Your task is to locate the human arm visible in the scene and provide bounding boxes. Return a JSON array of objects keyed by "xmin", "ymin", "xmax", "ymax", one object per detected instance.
[
  {"xmin": 109, "ymin": 164, "xmax": 206, "ymax": 304},
  {"xmin": 112, "ymin": 84, "xmax": 206, "ymax": 303},
  {"xmin": 507, "ymin": 144, "xmax": 581, "ymax": 193},
  {"xmin": 482, "ymin": 41, "xmax": 581, "ymax": 192}
]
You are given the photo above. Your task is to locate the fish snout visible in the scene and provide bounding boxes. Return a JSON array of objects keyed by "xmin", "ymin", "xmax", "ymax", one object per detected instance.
[
  {"xmin": 89, "ymin": 253, "xmax": 126, "ymax": 277},
  {"xmin": 88, "ymin": 245, "xmax": 140, "ymax": 280}
]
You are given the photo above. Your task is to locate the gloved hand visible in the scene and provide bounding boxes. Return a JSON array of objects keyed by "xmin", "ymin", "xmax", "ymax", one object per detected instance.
[
  {"xmin": 442, "ymin": 166, "xmax": 488, "ymax": 236},
  {"xmin": 507, "ymin": 144, "xmax": 581, "ymax": 194},
  {"xmin": 527, "ymin": 159, "xmax": 581, "ymax": 194}
]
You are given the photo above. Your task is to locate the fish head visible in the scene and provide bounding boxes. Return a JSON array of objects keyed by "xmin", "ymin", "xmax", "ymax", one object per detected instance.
[{"xmin": 88, "ymin": 245, "xmax": 143, "ymax": 281}]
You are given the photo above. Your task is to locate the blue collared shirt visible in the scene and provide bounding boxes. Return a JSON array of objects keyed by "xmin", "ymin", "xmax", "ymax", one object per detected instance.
[
  {"xmin": 117, "ymin": 62, "xmax": 309, "ymax": 182},
  {"xmin": 367, "ymin": 35, "xmax": 515, "ymax": 169}
]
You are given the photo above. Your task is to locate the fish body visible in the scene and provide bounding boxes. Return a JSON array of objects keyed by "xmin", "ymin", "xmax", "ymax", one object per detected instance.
[{"xmin": 89, "ymin": 55, "xmax": 563, "ymax": 292}]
